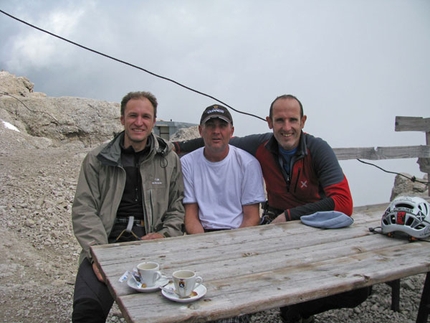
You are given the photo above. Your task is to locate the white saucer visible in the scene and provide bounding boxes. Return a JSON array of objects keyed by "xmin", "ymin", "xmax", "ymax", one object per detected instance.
[
  {"xmin": 161, "ymin": 282, "xmax": 207, "ymax": 303},
  {"xmin": 127, "ymin": 276, "xmax": 170, "ymax": 293}
]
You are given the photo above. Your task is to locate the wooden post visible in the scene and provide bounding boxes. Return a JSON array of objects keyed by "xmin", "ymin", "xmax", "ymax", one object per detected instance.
[{"xmin": 395, "ymin": 116, "xmax": 430, "ymax": 196}]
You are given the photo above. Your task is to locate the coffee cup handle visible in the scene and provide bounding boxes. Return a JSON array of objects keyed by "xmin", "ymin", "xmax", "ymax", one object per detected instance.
[
  {"xmin": 194, "ymin": 276, "xmax": 203, "ymax": 289},
  {"xmin": 154, "ymin": 271, "xmax": 162, "ymax": 281}
]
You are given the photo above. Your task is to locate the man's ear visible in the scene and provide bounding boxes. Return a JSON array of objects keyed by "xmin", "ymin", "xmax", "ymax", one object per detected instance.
[
  {"xmin": 266, "ymin": 116, "xmax": 273, "ymax": 129},
  {"xmin": 301, "ymin": 115, "xmax": 307, "ymax": 128}
]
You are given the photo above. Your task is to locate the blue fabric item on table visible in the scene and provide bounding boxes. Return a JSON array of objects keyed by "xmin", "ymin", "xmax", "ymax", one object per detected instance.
[{"xmin": 300, "ymin": 211, "xmax": 354, "ymax": 229}]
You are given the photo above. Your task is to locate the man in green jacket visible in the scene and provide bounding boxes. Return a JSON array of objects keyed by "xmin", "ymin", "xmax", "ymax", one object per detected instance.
[{"xmin": 71, "ymin": 91, "xmax": 185, "ymax": 323}]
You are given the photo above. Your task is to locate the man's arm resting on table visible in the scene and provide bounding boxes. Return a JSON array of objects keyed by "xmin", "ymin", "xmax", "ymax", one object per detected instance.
[
  {"xmin": 239, "ymin": 203, "xmax": 261, "ymax": 228},
  {"xmin": 184, "ymin": 203, "xmax": 205, "ymax": 234},
  {"xmin": 271, "ymin": 197, "xmax": 336, "ymax": 223}
]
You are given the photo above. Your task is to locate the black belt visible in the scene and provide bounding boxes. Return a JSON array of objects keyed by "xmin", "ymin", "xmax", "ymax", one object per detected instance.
[
  {"xmin": 204, "ymin": 228, "xmax": 230, "ymax": 232},
  {"xmin": 112, "ymin": 216, "xmax": 144, "ymax": 242},
  {"xmin": 115, "ymin": 217, "xmax": 143, "ymax": 225}
]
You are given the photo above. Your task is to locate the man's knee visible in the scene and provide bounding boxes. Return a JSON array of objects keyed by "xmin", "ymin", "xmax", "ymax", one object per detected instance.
[{"xmin": 72, "ymin": 298, "xmax": 106, "ymax": 323}]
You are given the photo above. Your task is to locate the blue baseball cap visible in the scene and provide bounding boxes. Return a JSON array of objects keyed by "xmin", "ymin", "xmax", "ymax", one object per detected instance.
[{"xmin": 300, "ymin": 211, "xmax": 354, "ymax": 229}]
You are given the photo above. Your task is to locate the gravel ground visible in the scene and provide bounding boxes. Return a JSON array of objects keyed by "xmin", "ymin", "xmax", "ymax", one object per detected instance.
[{"xmin": 0, "ymin": 140, "xmax": 427, "ymax": 323}]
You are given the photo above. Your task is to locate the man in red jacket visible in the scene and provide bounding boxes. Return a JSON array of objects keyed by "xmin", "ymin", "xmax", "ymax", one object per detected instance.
[{"xmin": 174, "ymin": 94, "xmax": 370, "ymax": 323}]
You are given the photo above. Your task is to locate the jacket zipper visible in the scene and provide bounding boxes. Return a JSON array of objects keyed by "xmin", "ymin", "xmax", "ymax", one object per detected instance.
[{"xmin": 293, "ymin": 168, "xmax": 301, "ymax": 192}]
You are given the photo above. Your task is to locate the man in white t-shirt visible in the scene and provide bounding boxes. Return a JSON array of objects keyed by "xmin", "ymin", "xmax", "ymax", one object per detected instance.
[{"xmin": 181, "ymin": 104, "xmax": 266, "ymax": 235}]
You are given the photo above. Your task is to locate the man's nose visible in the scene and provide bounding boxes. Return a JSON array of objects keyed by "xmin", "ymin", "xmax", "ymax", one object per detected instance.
[
  {"xmin": 135, "ymin": 116, "xmax": 144, "ymax": 125},
  {"xmin": 282, "ymin": 120, "xmax": 292, "ymax": 130},
  {"xmin": 211, "ymin": 123, "xmax": 223, "ymax": 132}
]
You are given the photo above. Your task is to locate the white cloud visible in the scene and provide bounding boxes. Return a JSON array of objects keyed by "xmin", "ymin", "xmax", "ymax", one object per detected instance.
[{"xmin": 5, "ymin": 4, "xmax": 92, "ymax": 70}]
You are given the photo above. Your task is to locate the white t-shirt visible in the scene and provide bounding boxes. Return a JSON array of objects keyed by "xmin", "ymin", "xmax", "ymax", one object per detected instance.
[{"xmin": 181, "ymin": 145, "xmax": 266, "ymax": 230}]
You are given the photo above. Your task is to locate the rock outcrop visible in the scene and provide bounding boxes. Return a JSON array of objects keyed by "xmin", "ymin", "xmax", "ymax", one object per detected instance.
[
  {"xmin": 0, "ymin": 71, "xmax": 123, "ymax": 149},
  {"xmin": 390, "ymin": 173, "xmax": 428, "ymax": 201}
]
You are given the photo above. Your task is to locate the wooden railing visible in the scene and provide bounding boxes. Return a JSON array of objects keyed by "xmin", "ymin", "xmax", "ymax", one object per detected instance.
[{"xmin": 333, "ymin": 116, "xmax": 430, "ymax": 196}]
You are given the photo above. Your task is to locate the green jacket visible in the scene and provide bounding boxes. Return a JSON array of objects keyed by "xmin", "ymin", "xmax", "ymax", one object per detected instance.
[{"xmin": 72, "ymin": 132, "xmax": 185, "ymax": 264}]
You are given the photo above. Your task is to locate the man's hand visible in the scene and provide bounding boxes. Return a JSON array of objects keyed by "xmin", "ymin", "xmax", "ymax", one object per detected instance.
[
  {"xmin": 92, "ymin": 262, "xmax": 104, "ymax": 282},
  {"xmin": 271, "ymin": 212, "xmax": 286, "ymax": 224},
  {"xmin": 141, "ymin": 232, "xmax": 165, "ymax": 240}
]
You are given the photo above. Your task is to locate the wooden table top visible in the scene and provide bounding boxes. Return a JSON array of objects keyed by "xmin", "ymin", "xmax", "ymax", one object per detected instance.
[{"xmin": 91, "ymin": 204, "xmax": 430, "ymax": 323}]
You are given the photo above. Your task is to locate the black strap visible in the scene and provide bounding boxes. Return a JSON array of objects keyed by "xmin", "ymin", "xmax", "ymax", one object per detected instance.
[{"xmin": 115, "ymin": 217, "xmax": 142, "ymax": 225}]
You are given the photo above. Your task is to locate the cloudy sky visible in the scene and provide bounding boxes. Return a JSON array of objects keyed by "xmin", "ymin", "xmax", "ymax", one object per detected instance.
[{"xmin": 1, "ymin": 0, "xmax": 429, "ymax": 206}]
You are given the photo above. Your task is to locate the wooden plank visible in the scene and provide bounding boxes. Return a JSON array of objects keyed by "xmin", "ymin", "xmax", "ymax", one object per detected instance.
[
  {"xmin": 333, "ymin": 145, "xmax": 430, "ymax": 160},
  {"xmin": 395, "ymin": 116, "xmax": 430, "ymax": 132},
  {"xmin": 92, "ymin": 215, "xmax": 382, "ymax": 275},
  {"xmin": 96, "ymin": 227, "xmax": 393, "ymax": 289},
  {"xmin": 93, "ymin": 211, "xmax": 386, "ymax": 296},
  {"xmin": 91, "ymin": 207, "xmax": 430, "ymax": 323},
  {"xmin": 108, "ymin": 238, "xmax": 430, "ymax": 323}
]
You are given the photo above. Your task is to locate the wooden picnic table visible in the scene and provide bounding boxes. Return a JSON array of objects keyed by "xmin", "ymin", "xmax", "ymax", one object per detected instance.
[{"xmin": 91, "ymin": 203, "xmax": 430, "ymax": 323}]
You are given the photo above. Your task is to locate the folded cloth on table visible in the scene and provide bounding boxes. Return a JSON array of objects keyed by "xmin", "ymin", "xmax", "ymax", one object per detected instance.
[{"xmin": 300, "ymin": 211, "xmax": 354, "ymax": 229}]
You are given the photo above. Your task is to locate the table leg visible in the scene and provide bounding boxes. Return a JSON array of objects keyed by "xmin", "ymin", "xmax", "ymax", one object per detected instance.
[
  {"xmin": 416, "ymin": 272, "xmax": 430, "ymax": 323},
  {"xmin": 387, "ymin": 279, "xmax": 400, "ymax": 312}
]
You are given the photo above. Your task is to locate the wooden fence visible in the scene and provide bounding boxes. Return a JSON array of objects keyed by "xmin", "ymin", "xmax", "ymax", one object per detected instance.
[{"xmin": 333, "ymin": 116, "xmax": 430, "ymax": 196}]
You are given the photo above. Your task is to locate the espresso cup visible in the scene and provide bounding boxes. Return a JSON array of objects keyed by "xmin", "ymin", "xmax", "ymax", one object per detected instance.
[
  {"xmin": 137, "ymin": 262, "xmax": 162, "ymax": 287},
  {"xmin": 172, "ymin": 270, "xmax": 203, "ymax": 298}
]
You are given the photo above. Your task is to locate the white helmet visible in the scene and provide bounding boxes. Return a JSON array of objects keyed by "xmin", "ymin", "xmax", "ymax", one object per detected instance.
[{"xmin": 381, "ymin": 196, "xmax": 430, "ymax": 239}]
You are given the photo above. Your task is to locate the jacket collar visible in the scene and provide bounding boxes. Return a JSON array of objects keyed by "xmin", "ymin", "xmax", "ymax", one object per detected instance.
[
  {"xmin": 265, "ymin": 131, "xmax": 307, "ymax": 159},
  {"xmin": 97, "ymin": 132, "xmax": 170, "ymax": 166}
]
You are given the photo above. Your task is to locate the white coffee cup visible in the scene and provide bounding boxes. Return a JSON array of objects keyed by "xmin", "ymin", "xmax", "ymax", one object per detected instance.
[
  {"xmin": 172, "ymin": 270, "xmax": 203, "ymax": 298},
  {"xmin": 137, "ymin": 262, "xmax": 162, "ymax": 287}
]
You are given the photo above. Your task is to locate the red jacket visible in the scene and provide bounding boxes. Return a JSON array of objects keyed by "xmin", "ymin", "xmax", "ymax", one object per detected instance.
[{"xmin": 175, "ymin": 132, "xmax": 353, "ymax": 220}]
